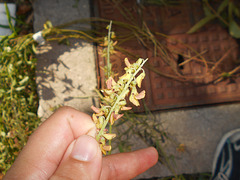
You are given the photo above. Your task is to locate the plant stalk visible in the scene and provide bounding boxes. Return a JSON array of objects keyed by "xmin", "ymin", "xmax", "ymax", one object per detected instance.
[{"xmin": 96, "ymin": 58, "xmax": 148, "ymax": 141}]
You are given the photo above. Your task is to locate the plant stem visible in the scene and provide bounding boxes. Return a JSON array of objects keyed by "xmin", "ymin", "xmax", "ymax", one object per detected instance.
[
  {"xmin": 106, "ymin": 21, "xmax": 113, "ymax": 152},
  {"xmin": 96, "ymin": 58, "xmax": 148, "ymax": 141},
  {"xmin": 205, "ymin": 0, "xmax": 229, "ymax": 26},
  {"xmin": 107, "ymin": 20, "xmax": 112, "ymax": 79}
]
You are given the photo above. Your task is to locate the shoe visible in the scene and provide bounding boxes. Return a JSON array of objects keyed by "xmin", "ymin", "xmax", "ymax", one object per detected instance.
[{"xmin": 212, "ymin": 128, "xmax": 240, "ymax": 180}]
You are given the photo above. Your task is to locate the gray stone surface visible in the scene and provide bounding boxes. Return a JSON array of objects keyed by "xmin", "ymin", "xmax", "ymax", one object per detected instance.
[
  {"xmin": 33, "ymin": 0, "xmax": 90, "ymax": 31},
  {"xmin": 141, "ymin": 103, "xmax": 240, "ymax": 177},
  {"xmin": 34, "ymin": 0, "xmax": 97, "ymax": 120},
  {"xmin": 36, "ymin": 40, "xmax": 98, "ymax": 120},
  {"xmin": 34, "ymin": 0, "xmax": 240, "ymax": 179}
]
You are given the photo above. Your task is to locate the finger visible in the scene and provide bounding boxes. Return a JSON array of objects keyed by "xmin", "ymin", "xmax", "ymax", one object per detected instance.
[
  {"xmin": 50, "ymin": 135, "xmax": 102, "ymax": 180},
  {"xmin": 4, "ymin": 106, "xmax": 96, "ymax": 180},
  {"xmin": 101, "ymin": 147, "xmax": 158, "ymax": 180}
]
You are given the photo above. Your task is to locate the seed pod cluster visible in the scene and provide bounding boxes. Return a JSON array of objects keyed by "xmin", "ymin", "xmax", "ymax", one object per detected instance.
[{"xmin": 92, "ymin": 57, "xmax": 148, "ymax": 154}]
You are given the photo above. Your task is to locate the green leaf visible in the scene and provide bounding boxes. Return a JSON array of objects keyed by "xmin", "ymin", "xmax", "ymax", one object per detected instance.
[
  {"xmin": 187, "ymin": 14, "xmax": 216, "ymax": 34},
  {"xmin": 43, "ymin": 21, "xmax": 53, "ymax": 29},
  {"xmin": 15, "ymin": 86, "xmax": 25, "ymax": 91},
  {"xmin": 19, "ymin": 76, "xmax": 29, "ymax": 86},
  {"xmin": 217, "ymin": 0, "xmax": 229, "ymax": 13},
  {"xmin": 0, "ymin": 89, "xmax": 5, "ymax": 98},
  {"xmin": 4, "ymin": 3, "xmax": 16, "ymax": 35},
  {"xmin": 118, "ymin": 143, "xmax": 124, "ymax": 153},
  {"xmin": 233, "ymin": 4, "xmax": 240, "ymax": 18},
  {"xmin": 203, "ymin": 3, "xmax": 212, "ymax": 17},
  {"xmin": 32, "ymin": 43, "xmax": 37, "ymax": 54},
  {"xmin": 0, "ymin": 24, "xmax": 10, "ymax": 29},
  {"xmin": 8, "ymin": 64, "xmax": 13, "ymax": 74},
  {"xmin": 0, "ymin": 131, "xmax": 6, "ymax": 137},
  {"xmin": 228, "ymin": 1, "xmax": 234, "ymax": 20},
  {"xmin": 27, "ymin": 112, "xmax": 36, "ymax": 117},
  {"xmin": 229, "ymin": 20, "xmax": 240, "ymax": 38},
  {"xmin": 16, "ymin": 60, "xmax": 23, "ymax": 66}
]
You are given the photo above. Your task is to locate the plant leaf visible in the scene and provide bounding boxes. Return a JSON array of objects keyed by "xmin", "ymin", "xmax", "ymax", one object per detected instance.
[
  {"xmin": 0, "ymin": 24, "xmax": 10, "ymax": 29},
  {"xmin": 217, "ymin": 0, "xmax": 229, "ymax": 13},
  {"xmin": 233, "ymin": 5, "xmax": 240, "ymax": 18},
  {"xmin": 187, "ymin": 14, "xmax": 216, "ymax": 34},
  {"xmin": 203, "ymin": 2, "xmax": 212, "ymax": 17},
  {"xmin": 0, "ymin": 89, "xmax": 5, "ymax": 98},
  {"xmin": 19, "ymin": 76, "xmax": 29, "ymax": 86},
  {"xmin": 4, "ymin": 3, "xmax": 16, "ymax": 35},
  {"xmin": 228, "ymin": 1, "xmax": 233, "ymax": 21},
  {"xmin": 27, "ymin": 112, "xmax": 36, "ymax": 117},
  {"xmin": 229, "ymin": 20, "xmax": 240, "ymax": 38},
  {"xmin": 15, "ymin": 86, "xmax": 25, "ymax": 91}
]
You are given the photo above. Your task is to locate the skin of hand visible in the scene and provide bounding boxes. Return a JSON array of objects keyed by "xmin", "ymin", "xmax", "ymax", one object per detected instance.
[{"xmin": 3, "ymin": 106, "xmax": 159, "ymax": 180}]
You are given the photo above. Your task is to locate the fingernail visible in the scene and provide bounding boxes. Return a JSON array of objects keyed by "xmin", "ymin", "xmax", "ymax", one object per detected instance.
[{"xmin": 71, "ymin": 135, "xmax": 98, "ymax": 162}]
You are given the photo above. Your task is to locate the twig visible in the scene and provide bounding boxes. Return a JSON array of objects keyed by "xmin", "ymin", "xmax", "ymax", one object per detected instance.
[
  {"xmin": 214, "ymin": 65, "xmax": 240, "ymax": 84},
  {"xmin": 210, "ymin": 46, "xmax": 236, "ymax": 72},
  {"xmin": 106, "ymin": 21, "xmax": 113, "ymax": 79},
  {"xmin": 205, "ymin": 0, "xmax": 229, "ymax": 26}
]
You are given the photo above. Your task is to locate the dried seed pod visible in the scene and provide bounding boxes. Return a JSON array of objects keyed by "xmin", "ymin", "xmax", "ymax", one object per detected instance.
[{"xmin": 92, "ymin": 58, "xmax": 148, "ymax": 154}]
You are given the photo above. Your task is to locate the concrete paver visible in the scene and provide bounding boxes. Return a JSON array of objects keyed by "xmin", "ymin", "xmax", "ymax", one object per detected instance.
[
  {"xmin": 36, "ymin": 40, "xmax": 98, "ymax": 120},
  {"xmin": 149, "ymin": 103, "xmax": 240, "ymax": 177},
  {"xmin": 34, "ymin": 0, "xmax": 97, "ymax": 120}
]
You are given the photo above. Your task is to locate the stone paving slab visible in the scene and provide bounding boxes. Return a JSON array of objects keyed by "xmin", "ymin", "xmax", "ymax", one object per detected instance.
[
  {"xmin": 33, "ymin": 0, "xmax": 90, "ymax": 32},
  {"xmin": 34, "ymin": 0, "xmax": 97, "ymax": 120},
  {"xmin": 151, "ymin": 103, "xmax": 240, "ymax": 177},
  {"xmin": 36, "ymin": 40, "xmax": 98, "ymax": 120},
  {"xmin": 33, "ymin": 0, "xmax": 240, "ymax": 179}
]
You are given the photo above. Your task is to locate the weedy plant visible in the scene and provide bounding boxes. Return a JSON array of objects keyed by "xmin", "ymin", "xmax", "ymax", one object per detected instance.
[
  {"xmin": 188, "ymin": 0, "xmax": 240, "ymax": 39},
  {"xmin": 91, "ymin": 21, "xmax": 148, "ymax": 154},
  {"xmin": 92, "ymin": 22, "xmax": 179, "ymax": 177},
  {"xmin": 0, "ymin": 4, "xmax": 40, "ymax": 174},
  {"xmin": 92, "ymin": 57, "xmax": 147, "ymax": 154}
]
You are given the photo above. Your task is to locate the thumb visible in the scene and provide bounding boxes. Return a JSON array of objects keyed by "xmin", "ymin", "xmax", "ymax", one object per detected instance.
[{"xmin": 50, "ymin": 135, "xmax": 102, "ymax": 180}]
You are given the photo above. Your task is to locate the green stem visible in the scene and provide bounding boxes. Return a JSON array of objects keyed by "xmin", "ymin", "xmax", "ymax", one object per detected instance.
[
  {"xmin": 205, "ymin": 0, "xmax": 229, "ymax": 26},
  {"xmin": 108, "ymin": 123, "xmax": 112, "ymax": 155},
  {"xmin": 106, "ymin": 21, "xmax": 113, "ymax": 152},
  {"xmin": 5, "ymin": 3, "xmax": 16, "ymax": 36},
  {"xmin": 96, "ymin": 58, "xmax": 148, "ymax": 141},
  {"xmin": 106, "ymin": 20, "xmax": 112, "ymax": 79}
]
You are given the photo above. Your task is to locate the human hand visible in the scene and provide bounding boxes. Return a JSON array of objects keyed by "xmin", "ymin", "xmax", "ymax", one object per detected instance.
[{"xmin": 4, "ymin": 106, "xmax": 158, "ymax": 180}]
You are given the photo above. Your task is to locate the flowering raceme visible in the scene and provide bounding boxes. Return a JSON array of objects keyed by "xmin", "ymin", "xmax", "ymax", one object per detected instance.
[{"xmin": 92, "ymin": 57, "xmax": 148, "ymax": 154}]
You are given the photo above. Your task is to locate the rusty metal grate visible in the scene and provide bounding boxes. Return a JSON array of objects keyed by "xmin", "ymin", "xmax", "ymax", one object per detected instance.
[{"xmin": 94, "ymin": 0, "xmax": 240, "ymax": 111}]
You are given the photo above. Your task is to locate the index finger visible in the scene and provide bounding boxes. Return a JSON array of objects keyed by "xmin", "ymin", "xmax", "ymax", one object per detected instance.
[{"xmin": 4, "ymin": 106, "xmax": 96, "ymax": 180}]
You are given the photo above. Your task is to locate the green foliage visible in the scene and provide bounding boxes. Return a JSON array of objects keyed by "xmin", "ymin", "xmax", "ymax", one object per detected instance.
[
  {"xmin": 96, "ymin": 21, "xmax": 177, "ymax": 175},
  {"xmin": 188, "ymin": 0, "xmax": 240, "ymax": 39},
  {"xmin": 0, "ymin": 4, "xmax": 40, "ymax": 174}
]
